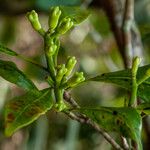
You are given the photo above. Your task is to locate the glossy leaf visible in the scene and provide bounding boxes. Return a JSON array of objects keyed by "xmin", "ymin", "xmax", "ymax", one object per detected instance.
[
  {"xmin": 5, "ymin": 88, "xmax": 53, "ymax": 136},
  {"xmin": 76, "ymin": 107, "xmax": 142, "ymax": 150},
  {"xmin": 0, "ymin": 59, "xmax": 37, "ymax": 91},
  {"xmin": 137, "ymin": 103, "xmax": 150, "ymax": 115},
  {"xmin": 89, "ymin": 64, "xmax": 150, "ymax": 102},
  {"xmin": 0, "ymin": 44, "xmax": 18, "ymax": 56},
  {"xmin": 60, "ymin": 6, "xmax": 90, "ymax": 25}
]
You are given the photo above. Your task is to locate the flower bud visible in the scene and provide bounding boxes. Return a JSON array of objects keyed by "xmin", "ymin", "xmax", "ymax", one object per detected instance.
[
  {"xmin": 57, "ymin": 18, "xmax": 74, "ymax": 35},
  {"xmin": 132, "ymin": 56, "xmax": 141, "ymax": 75},
  {"xmin": 47, "ymin": 44, "xmax": 57, "ymax": 56},
  {"xmin": 48, "ymin": 7, "xmax": 61, "ymax": 31},
  {"xmin": 66, "ymin": 72, "xmax": 85, "ymax": 88},
  {"xmin": 65, "ymin": 56, "xmax": 77, "ymax": 77},
  {"xmin": 27, "ymin": 10, "xmax": 42, "ymax": 31},
  {"xmin": 56, "ymin": 64, "xmax": 68, "ymax": 84}
]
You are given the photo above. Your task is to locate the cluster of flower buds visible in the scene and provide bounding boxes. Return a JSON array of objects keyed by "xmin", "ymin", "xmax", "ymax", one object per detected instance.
[
  {"xmin": 27, "ymin": 7, "xmax": 74, "ymax": 36},
  {"xmin": 65, "ymin": 72, "xmax": 85, "ymax": 88},
  {"xmin": 27, "ymin": 7, "xmax": 85, "ymax": 110},
  {"xmin": 55, "ymin": 56, "xmax": 85, "ymax": 89},
  {"xmin": 56, "ymin": 18, "xmax": 74, "ymax": 35}
]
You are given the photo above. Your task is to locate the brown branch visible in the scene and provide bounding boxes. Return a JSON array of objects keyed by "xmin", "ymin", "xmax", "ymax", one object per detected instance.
[
  {"xmin": 63, "ymin": 92, "xmax": 125, "ymax": 150},
  {"xmin": 131, "ymin": 23, "xmax": 144, "ymax": 64},
  {"xmin": 90, "ymin": 0, "xmax": 127, "ymax": 67},
  {"xmin": 122, "ymin": 0, "xmax": 134, "ymax": 68},
  {"xmin": 64, "ymin": 111, "xmax": 124, "ymax": 150},
  {"xmin": 63, "ymin": 91, "xmax": 80, "ymax": 108},
  {"xmin": 121, "ymin": 136, "xmax": 130, "ymax": 150}
]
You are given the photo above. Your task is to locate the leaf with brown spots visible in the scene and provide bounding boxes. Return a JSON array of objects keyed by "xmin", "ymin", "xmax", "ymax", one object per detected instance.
[
  {"xmin": 88, "ymin": 64, "xmax": 150, "ymax": 102},
  {"xmin": 5, "ymin": 88, "xmax": 53, "ymax": 136},
  {"xmin": 75, "ymin": 107, "xmax": 142, "ymax": 150}
]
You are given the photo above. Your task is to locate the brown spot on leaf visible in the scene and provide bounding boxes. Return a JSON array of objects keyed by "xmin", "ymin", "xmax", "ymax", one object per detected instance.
[
  {"xmin": 116, "ymin": 118, "xmax": 124, "ymax": 126},
  {"xmin": 6, "ymin": 113, "xmax": 15, "ymax": 123},
  {"xmin": 25, "ymin": 106, "xmax": 43, "ymax": 117},
  {"xmin": 116, "ymin": 119, "xmax": 120, "ymax": 125},
  {"xmin": 113, "ymin": 111, "xmax": 118, "ymax": 115},
  {"xmin": 8, "ymin": 101, "xmax": 22, "ymax": 110},
  {"xmin": 101, "ymin": 73, "xmax": 105, "ymax": 77}
]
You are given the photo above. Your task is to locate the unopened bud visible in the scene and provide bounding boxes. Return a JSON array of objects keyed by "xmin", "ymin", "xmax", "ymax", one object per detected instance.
[
  {"xmin": 56, "ymin": 64, "xmax": 68, "ymax": 84},
  {"xmin": 47, "ymin": 44, "xmax": 57, "ymax": 56},
  {"xmin": 57, "ymin": 18, "xmax": 74, "ymax": 35},
  {"xmin": 67, "ymin": 72, "xmax": 85, "ymax": 88},
  {"xmin": 48, "ymin": 7, "xmax": 61, "ymax": 31},
  {"xmin": 65, "ymin": 56, "xmax": 77, "ymax": 77},
  {"xmin": 27, "ymin": 10, "xmax": 42, "ymax": 31}
]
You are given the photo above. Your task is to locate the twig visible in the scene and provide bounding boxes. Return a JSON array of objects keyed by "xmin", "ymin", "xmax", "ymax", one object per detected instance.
[
  {"xmin": 64, "ymin": 111, "xmax": 124, "ymax": 150},
  {"xmin": 122, "ymin": 0, "xmax": 134, "ymax": 68},
  {"xmin": 121, "ymin": 136, "xmax": 129, "ymax": 150},
  {"xmin": 63, "ymin": 91, "xmax": 80, "ymax": 108},
  {"xmin": 63, "ymin": 92, "xmax": 124, "ymax": 150},
  {"xmin": 131, "ymin": 22, "xmax": 144, "ymax": 64}
]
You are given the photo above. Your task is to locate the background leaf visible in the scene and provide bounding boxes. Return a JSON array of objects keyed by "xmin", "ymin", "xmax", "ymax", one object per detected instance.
[
  {"xmin": 89, "ymin": 64, "xmax": 150, "ymax": 102},
  {"xmin": 0, "ymin": 44, "xmax": 18, "ymax": 56},
  {"xmin": 60, "ymin": 6, "xmax": 90, "ymax": 25},
  {"xmin": 76, "ymin": 107, "xmax": 142, "ymax": 150},
  {"xmin": 36, "ymin": 0, "xmax": 81, "ymax": 11},
  {"xmin": 5, "ymin": 88, "xmax": 53, "ymax": 136},
  {"xmin": 0, "ymin": 59, "xmax": 37, "ymax": 91}
]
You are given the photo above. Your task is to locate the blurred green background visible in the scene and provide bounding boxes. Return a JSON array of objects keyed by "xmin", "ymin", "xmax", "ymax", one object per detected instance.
[{"xmin": 0, "ymin": 0, "xmax": 150, "ymax": 150}]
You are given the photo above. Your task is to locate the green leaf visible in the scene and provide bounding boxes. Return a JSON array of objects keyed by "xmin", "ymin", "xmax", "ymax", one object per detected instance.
[
  {"xmin": 89, "ymin": 64, "xmax": 150, "ymax": 102},
  {"xmin": 76, "ymin": 107, "xmax": 142, "ymax": 150},
  {"xmin": 0, "ymin": 44, "xmax": 18, "ymax": 56},
  {"xmin": 60, "ymin": 6, "xmax": 90, "ymax": 25},
  {"xmin": 5, "ymin": 88, "xmax": 53, "ymax": 136},
  {"xmin": 137, "ymin": 103, "xmax": 150, "ymax": 115},
  {"xmin": 0, "ymin": 59, "xmax": 37, "ymax": 91},
  {"xmin": 36, "ymin": 0, "xmax": 81, "ymax": 11}
]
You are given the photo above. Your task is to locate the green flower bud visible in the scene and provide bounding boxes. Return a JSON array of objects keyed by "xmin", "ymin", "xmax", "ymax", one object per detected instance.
[
  {"xmin": 56, "ymin": 64, "xmax": 68, "ymax": 84},
  {"xmin": 48, "ymin": 7, "xmax": 61, "ymax": 31},
  {"xmin": 27, "ymin": 10, "xmax": 42, "ymax": 31},
  {"xmin": 65, "ymin": 56, "xmax": 77, "ymax": 77},
  {"xmin": 132, "ymin": 56, "xmax": 141, "ymax": 76},
  {"xmin": 65, "ymin": 72, "xmax": 85, "ymax": 88},
  {"xmin": 47, "ymin": 44, "xmax": 57, "ymax": 56},
  {"xmin": 57, "ymin": 18, "xmax": 74, "ymax": 35}
]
